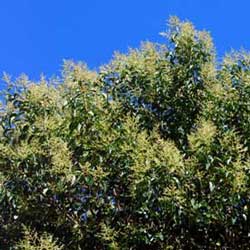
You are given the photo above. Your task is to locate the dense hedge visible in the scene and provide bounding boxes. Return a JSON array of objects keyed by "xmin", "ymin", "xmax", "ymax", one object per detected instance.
[{"xmin": 0, "ymin": 17, "xmax": 249, "ymax": 249}]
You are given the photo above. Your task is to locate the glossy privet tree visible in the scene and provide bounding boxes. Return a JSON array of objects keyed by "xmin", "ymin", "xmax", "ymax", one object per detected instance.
[{"xmin": 0, "ymin": 17, "xmax": 249, "ymax": 249}]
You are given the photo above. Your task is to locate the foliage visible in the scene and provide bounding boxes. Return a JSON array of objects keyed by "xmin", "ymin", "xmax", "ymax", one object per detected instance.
[
  {"xmin": 15, "ymin": 227, "xmax": 62, "ymax": 250},
  {"xmin": 0, "ymin": 17, "xmax": 249, "ymax": 249}
]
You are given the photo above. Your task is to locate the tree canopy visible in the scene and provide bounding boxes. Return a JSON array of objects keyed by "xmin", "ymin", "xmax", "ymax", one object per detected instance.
[{"xmin": 0, "ymin": 17, "xmax": 249, "ymax": 249}]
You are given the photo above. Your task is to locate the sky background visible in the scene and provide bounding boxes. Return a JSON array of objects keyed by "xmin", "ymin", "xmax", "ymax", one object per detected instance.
[{"xmin": 1, "ymin": 0, "xmax": 250, "ymax": 82}]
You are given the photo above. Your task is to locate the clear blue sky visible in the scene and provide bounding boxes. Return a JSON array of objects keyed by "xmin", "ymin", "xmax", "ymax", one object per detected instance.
[{"xmin": 1, "ymin": 0, "xmax": 250, "ymax": 81}]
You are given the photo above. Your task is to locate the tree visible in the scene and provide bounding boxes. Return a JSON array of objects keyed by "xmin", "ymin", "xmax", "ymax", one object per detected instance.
[{"xmin": 0, "ymin": 17, "xmax": 249, "ymax": 249}]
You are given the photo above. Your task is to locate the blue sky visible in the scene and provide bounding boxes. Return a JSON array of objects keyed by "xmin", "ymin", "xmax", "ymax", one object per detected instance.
[{"xmin": 1, "ymin": 0, "xmax": 250, "ymax": 81}]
